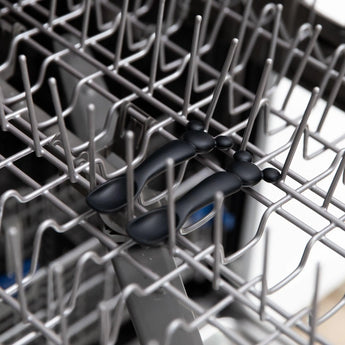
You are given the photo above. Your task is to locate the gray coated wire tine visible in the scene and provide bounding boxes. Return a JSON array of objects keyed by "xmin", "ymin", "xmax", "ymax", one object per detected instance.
[
  {"xmin": 322, "ymin": 152, "xmax": 345, "ymax": 208},
  {"xmin": 99, "ymin": 302, "xmax": 111, "ymax": 345},
  {"xmin": 259, "ymin": 228, "xmax": 270, "ymax": 320},
  {"xmin": 87, "ymin": 103, "xmax": 96, "ymax": 190},
  {"xmin": 204, "ymin": 38, "xmax": 238, "ymax": 131},
  {"xmin": 308, "ymin": 0, "xmax": 317, "ymax": 25},
  {"xmin": 182, "ymin": 15, "xmax": 202, "ymax": 118},
  {"xmin": 281, "ymin": 25, "xmax": 322, "ymax": 110},
  {"xmin": 229, "ymin": 0, "xmax": 252, "ymax": 75},
  {"xmin": 309, "ymin": 264, "xmax": 320, "ymax": 345},
  {"xmin": 166, "ymin": 158, "xmax": 176, "ymax": 255},
  {"xmin": 125, "ymin": 130, "xmax": 135, "ymax": 221},
  {"xmin": 316, "ymin": 55, "xmax": 345, "ymax": 133},
  {"xmin": 198, "ymin": 0, "xmax": 212, "ymax": 52},
  {"xmin": 165, "ymin": 0, "xmax": 176, "ymax": 32},
  {"xmin": 48, "ymin": 0, "xmax": 57, "ymax": 28},
  {"xmin": 49, "ymin": 77, "xmax": 77, "ymax": 183},
  {"xmin": 114, "ymin": 0, "xmax": 129, "ymax": 71},
  {"xmin": 149, "ymin": 0, "xmax": 166, "ymax": 94},
  {"xmin": 19, "ymin": 55, "xmax": 42, "ymax": 157},
  {"xmin": 268, "ymin": 4, "xmax": 282, "ymax": 62},
  {"xmin": 240, "ymin": 59, "xmax": 272, "ymax": 151},
  {"xmin": 281, "ymin": 87, "xmax": 320, "ymax": 180},
  {"xmin": 317, "ymin": 294, "xmax": 345, "ymax": 325},
  {"xmin": 0, "ymin": 85, "xmax": 7, "ymax": 131},
  {"xmin": 8, "ymin": 226, "xmax": 29, "ymax": 323},
  {"xmin": 54, "ymin": 264, "xmax": 69, "ymax": 345},
  {"xmin": 80, "ymin": 0, "xmax": 92, "ymax": 49},
  {"xmin": 213, "ymin": 191, "xmax": 224, "ymax": 291}
]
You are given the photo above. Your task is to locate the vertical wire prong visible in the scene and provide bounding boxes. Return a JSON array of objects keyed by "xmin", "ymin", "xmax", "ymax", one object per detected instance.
[
  {"xmin": 268, "ymin": 4, "xmax": 282, "ymax": 62},
  {"xmin": 0, "ymin": 85, "xmax": 8, "ymax": 131},
  {"xmin": 81, "ymin": 0, "xmax": 92, "ymax": 48},
  {"xmin": 198, "ymin": 0, "xmax": 212, "ymax": 52},
  {"xmin": 240, "ymin": 58, "xmax": 272, "ymax": 151},
  {"xmin": 166, "ymin": 158, "xmax": 176, "ymax": 255},
  {"xmin": 149, "ymin": 0, "xmax": 166, "ymax": 94},
  {"xmin": 204, "ymin": 38, "xmax": 238, "ymax": 131},
  {"xmin": 114, "ymin": 0, "xmax": 129, "ymax": 71},
  {"xmin": 125, "ymin": 130, "xmax": 135, "ymax": 221},
  {"xmin": 317, "ymin": 55, "xmax": 345, "ymax": 132},
  {"xmin": 259, "ymin": 228, "xmax": 270, "ymax": 320},
  {"xmin": 281, "ymin": 87, "xmax": 319, "ymax": 180},
  {"xmin": 99, "ymin": 302, "xmax": 111, "ymax": 345},
  {"xmin": 213, "ymin": 191, "xmax": 224, "ymax": 291},
  {"xmin": 19, "ymin": 55, "xmax": 42, "ymax": 157},
  {"xmin": 281, "ymin": 24, "xmax": 322, "ymax": 110},
  {"xmin": 49, "ymin": 77, "xmax": 77, "ymax": 183},
  {"xmin": 48, "ymin": 0, "xmax": 57, "ymax": 28},
  {"xmin": 182, "ymin": 15, "xmax": 202, "ymax": 118},
  {"xmin": 309, "ymin": 264, "xmax": 320, "ymax": 345},
  {"xmin": 54, "ymin": 264, "xmax": 69, "ymax": 345},
  {"xmin": 8, "ymin": 226, "xmax": 28, "ymax": 323},
  {"xmin": 323, "ymin": 153, "xmax": 345, "ymax": 208},
  {"xmin": 87, "ymin": 103, "xmax": 96, "ymax": 190}
]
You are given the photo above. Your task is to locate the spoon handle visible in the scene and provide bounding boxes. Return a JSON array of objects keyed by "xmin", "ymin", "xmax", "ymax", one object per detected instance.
[
  {"xmin": 175, "ymin": 171, "xmax": 242, "ymax": 230},
  {"xmin": 135, "ymin": 140, "xmax": 196, "ymax": 187}
]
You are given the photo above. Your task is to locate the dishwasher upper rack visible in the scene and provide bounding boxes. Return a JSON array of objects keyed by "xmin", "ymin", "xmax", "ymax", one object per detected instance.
[{"xmin": 0, "ymin": 0, "xmax": 344, "ymax": 344}]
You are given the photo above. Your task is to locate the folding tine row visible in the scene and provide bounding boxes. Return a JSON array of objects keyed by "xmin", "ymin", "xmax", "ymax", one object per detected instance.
[{"xmin": 0, "ymin": 1, "xmax": 344, "ymax": 345}]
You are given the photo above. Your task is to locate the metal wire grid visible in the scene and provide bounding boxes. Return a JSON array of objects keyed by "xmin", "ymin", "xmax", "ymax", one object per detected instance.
[{"xmin": 0, "ymin": 0, "xmax": 344, "ymax": 344}]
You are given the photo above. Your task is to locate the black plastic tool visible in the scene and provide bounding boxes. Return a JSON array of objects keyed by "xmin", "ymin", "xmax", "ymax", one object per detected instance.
[
  {"xmin": 86, "ymin": 120, "xmax": 233, "ymax": 213},
  {"xmin": 127, "ymin": 151, "xmax": 281, "ymax": 245}
]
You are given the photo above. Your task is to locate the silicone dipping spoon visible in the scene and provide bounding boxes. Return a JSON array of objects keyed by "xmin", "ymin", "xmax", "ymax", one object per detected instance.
[
  {"xmin": 86, "ymin": 120, "xmax": 232, "ymax": 213},
  {"xmin": 127, "ymin": 151, "xmax": 281, "ymax": 246}
]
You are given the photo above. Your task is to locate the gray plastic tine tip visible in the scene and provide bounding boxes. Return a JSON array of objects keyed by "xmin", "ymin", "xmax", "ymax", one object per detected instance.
[
  {"xmin": 281, "ymin": 87, "xmax": 319, "ymax": 180},
  {"xmin": 281, "ymin": 24, "xmax": 322, "ymax": 110},
  {"xmin": 240, "ymin": 59, "xmax": 272, "ymax": 151},
  {"xmin": 323, "ymin": 153, "xmax": 345, "ymax": 208},
  {"xmin": 149, "ymin": 0, "xmax": 166, "ymax": 94},
  {"xmin": 54, "ymin": 264, "xmax": 69, "ymax": 345},
  {"xmin": 260, "ymin": 228, "xmax": 270, "ymax": 320},
  {"xmin": 204, "ymin": 38, "xmax": 238, "ymax": 131},
  {"xmin": 309, "ymin": 264, "xmax": 320, "ymax": 345},
  {"xmin": 166, "ymin": 158, "xmax": 176, "ymax": 255},
  {"xmin": 114, "ymin": 0, "xmax": 129, "ymax": 70},
  {"xmin": 213, "ymin": 191, "xmax": 224, "ymax": 290},
  {"xmin": 8, "ymin": 226, "xmax": 29, "ymax": 322},
  {"xmin": 268, "ymin": 4, "xmax": 282, "ymax": 62},
  {"xmin": 81, "ymin": 0, "xmax": 92, "ymax": 48},
  {"xmin": 87, "ymin": 103, "xmax": 96, "ymax": 190},
  {"xmin": 49, "ymin": 77, "xmax": 77, "ymax": 183},
  {"xmin": 0, "ymin": 85, "xmax": 7, "ymax": 131},
  {"xmin": 126, "ymin": 130, "xmax": 135, "ymax": 221},
  {"xmin": 182, "ymin": 15, "xmax": 202, "ymax": 118},
  {"xmin": 19, "ymin": 55, "xmax": 42, "ymax": 157},
  {"xmin": 48, "ymin": 0, "xmax": 57, "ymax": 28}
]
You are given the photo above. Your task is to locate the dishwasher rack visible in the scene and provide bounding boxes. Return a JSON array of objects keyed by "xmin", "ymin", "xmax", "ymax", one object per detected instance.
[{"xmin": 0, "ymin": 0, "xmax": 345, "ymax": 344}]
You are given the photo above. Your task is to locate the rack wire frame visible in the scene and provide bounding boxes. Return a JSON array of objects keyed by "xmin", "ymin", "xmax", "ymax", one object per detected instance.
[{"xmin": 0, "ymin": 0, "xmax": 344, "ymax": 344}]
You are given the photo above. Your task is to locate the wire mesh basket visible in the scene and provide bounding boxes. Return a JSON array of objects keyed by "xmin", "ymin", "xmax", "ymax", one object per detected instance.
[{"xmin": 0, "ymin": 0, "xmax": 345, "ymax": 344}]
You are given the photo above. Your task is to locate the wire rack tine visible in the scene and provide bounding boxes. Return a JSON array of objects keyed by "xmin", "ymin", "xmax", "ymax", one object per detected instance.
[
  {"xmin": 19, "ymin": 55, "xmax": 42, "ymax": 157},
  {"xmin": 204, "ymin": 38, "xmax": 238, "ymax": 131},
  {"xmin": 54, "ymin": 264, "xmax": 69, "ymax": 345},
  {"xmin": 81, "ymin": 0, "xmax": 92, "ymax": 49},
  {"xmin": 268, "ymin": 4, "xmax": 282, "ymax": 62},
  {"xmin": 213, "ymin": 191, "xmax": 223, "ymax": 291},
  {"xmin": 240, "ymin": 58, "xmax": 272, "ymax": 151},
  {"xmin": 99, "ymin": 302, "xmax": 111, "ymax": 345},
  {"xmin": 125, "ymin": 130, "xmax": 135, "ymax": 221},
  {"xmin": 149, "ymin": 0, "xmax": 166, "ymax": 94},
  {"xmin": 87, "ymin": 103, "xmax": 96, "ymax": 190},
  {"xmin": 166, "ymin": 158, "xmax": 176, "ymax": 255},
  {"xmin": 309, "ymin": 264, "xmax": 320, "ymax": 345},
  {"xmin": 0, "ymin": 85, "xmax": 7, "ymax": 131},
  {"xmin": 8, "ymin": 226, "xmax": 29, "ymax": 323},
  {"xmin": 114, "ymin": 0, "xmax": 129, "ymax": 71},
  {"xmin": 49, "ymin": 77, "xmax": 77, "ymax": 183},
  {"xmin": 48, "ymin": 0, "xmax": 57, "ymax": 28},
  {"xmin": 198, "ymin": 0, "xmax": 212, "ymax": 52},
  {"xmin": 281, "ymin": 24, "xmax": 322, "ymax": 110},
  {"xmin": 182, "ymin": 15, "xmax": 202, "ymax": 118},
  {"xmin": 259, "ymin": 227, "xmax": 270, "ymax": 320},
  {"xmin": 281, "ymin": 87, "xmax": 320, "ymax": 180}
]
